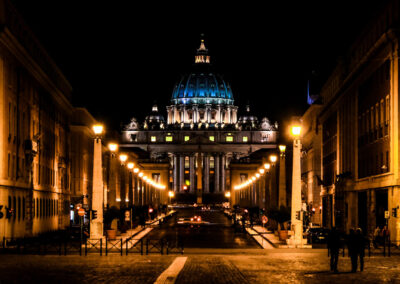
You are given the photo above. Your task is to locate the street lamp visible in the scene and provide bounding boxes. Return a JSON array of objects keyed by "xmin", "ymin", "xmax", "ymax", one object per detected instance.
[
  {"xmin": 289, "ymin": 124, "xmax": 305, "ymax": 247},
  {"xmin": 278, "ymin": 144, "xmax": 287, "ymax": 207},
  {"xmin": 119, "ymin": 154, "xmax": 128, "ymax": 164},
  {"xmin": 91, "ymin": 124, "xmax": 104, "ymax": 239},
  {"xmin": 127, "ymin": 162, "xmax": 134, "ymax": 170},
  {"xmin": 269, "ymin": 154, "xmax": 277, "ymax": 164}
]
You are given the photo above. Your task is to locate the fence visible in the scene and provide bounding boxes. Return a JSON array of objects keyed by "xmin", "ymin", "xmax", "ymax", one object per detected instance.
[{"xmin": 1, "ymin": 236, "xmax": 183, "ymax": 256}]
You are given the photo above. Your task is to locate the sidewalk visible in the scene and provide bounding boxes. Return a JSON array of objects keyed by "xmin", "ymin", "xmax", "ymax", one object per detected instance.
[{"xmin": 246, "ymin": 226, "xmax": 276, "ymax": 249}]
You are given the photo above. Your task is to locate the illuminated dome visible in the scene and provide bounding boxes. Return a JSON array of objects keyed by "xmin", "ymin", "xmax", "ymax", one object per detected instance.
[{"xmin": 171, "ymin": 39, "xmax": 234, "ymax": 106}]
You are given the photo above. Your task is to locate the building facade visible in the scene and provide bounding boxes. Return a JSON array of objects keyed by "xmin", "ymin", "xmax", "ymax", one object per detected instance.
[
  {"xmin": 302, "ymin": 0, "xmax": 400, "ymax": 244},
  {"xmin": 0, "ymin": 0, "xmax": 73, "ymax": 239},
  {"xmin": 121, "ymin": 39, "xmax": 279, "ymax": 204}
]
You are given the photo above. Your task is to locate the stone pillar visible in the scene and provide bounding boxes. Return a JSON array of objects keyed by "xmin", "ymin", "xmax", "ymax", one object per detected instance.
[
  {"xmin": 193, "ymin": 105, "xmax": 199, "ymax": 123},
  {"xmin": 139, "ymin": 179, "xmax": 143, "ymax": 206},
  {"xmin": 189, "ymin": 155, "xmax": 195, "ymax": 193},
  {"xmin": 173, "ymin": 155, "xmax": 179, "ymax": 192},
  {"xmin": 108, "ymin": 154, "xmax": 117, "ymax": 208},
  {"xmin": 232, "ymin": 107, "xmax": 238, "ymax": 124},
  {"xmin": 221, "ymin": 155, "xmax": 226, "ymax": 192},
  {"xmin": 215, "ymin": 154, "xmax": 220, "ymax": 192},
  {"xmin": 227, "ymin": 106, "xmax": 232, "ymax": 124},
  {"xmin": 128, "ymin": 172, "xmax": 133, "ymax": 207},
  {"xmin": 90, "ymin": 137, "xmax": 103, "ymax": 238},
  {"xmin": 290, "ymin": 137, "xmax": 303, "ymax": 245},
  {"xmin": 196, "ymin": 153, "xmax": 203, "ymax": 203},
  {"xmin": 172, "ymin": 105, "xmax": 177, "ymax": 124},
  {"xmin": 183, "ymin": 105, "xmax": 187, "ymax": 123},
  {"xmin": 134, "ymin": 175, "xmax": 138, "ymax": 205},
  {"xmin": 278, "ymin": 154, "xmax": 287, "ymax": 207},
  {"xmin": 203, "ymin": 154, "xmax": 210, "ymax": 193},
  {"xmin": 205, "ymin": 104, "xmax": 211, "ymax": 123},
  {"xmin": 179, "ymin": 155, "xmax": 185, "ymax": 192},
  {"xmin": 143, "ymin": 182, "xmax": 147, "ymax": 205},
  {"xmin": 217, "ymin": 105, "xmax": 222, "ymax": 123}
]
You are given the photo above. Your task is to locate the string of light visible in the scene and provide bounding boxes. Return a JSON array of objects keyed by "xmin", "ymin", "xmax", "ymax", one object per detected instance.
[{"xmin": 234, "ymin": 154, "xmax": 279, "ymax": 190}]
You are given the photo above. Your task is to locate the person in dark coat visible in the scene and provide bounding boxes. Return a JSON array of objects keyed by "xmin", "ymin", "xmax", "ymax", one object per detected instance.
[
  {"xmin": 348, "ymin": 228, "xmax": 358, "ymax": 272},
  {"xmin": 327, "ymin": 227, "xmax": 341, "ymax": 273},
  {"xmin": 356, "ymin": 228, "xmax": 366, "ymax": 272}
]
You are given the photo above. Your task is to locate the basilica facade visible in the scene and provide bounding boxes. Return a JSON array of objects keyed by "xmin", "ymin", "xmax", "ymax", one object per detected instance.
[{"xmin": 121, "ymin": 39, "xmax": 279, "ymax": 204}]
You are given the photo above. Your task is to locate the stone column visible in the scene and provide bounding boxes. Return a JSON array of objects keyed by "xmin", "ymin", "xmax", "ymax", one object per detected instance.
[
  {"xmin": 173, "ymin": 155, "xmax": 178, "ymax": 192},
  {"xmin": 291, "ymin": 137, "xmax": 303, "ymax": 245},
  {"xmin": 144, "ymin": 182, "xmax": 148, "ymax": 205},
  {"xmin": 196, "ymin": 153, "xmax": 203, "ymax": 203},
  {"xmin": 172, "ymin": 105, "xmax": 177, "ymax": 124},
  {"xmin": 193, "ymin": 105, "xmax": 199, "ymax": 123},
  {"xmin": 205, "ymin": 104, "xmax": 211, "ymax": 123},
  {"xmin": 227, "ymin": 106, "xmax": 232, "ymax": 124},
  {"xmin": 221, "ymin": 155, "xmax": 226, "ymax": 192},
  {"xmin": 217, "ymin": 105, "xmax": 222, "ymax": 123},
  {"xmin": 128, "ymin": 172, "xmax": 133, "ymax": 207},
  {"xmin": 215, "ymin": 154, "xmax": 220, "ymax": 192},
  {"xmin": 232, "ymin": 107, "xmax": 238, "ymax": 124},
  {"xmin": 278, "ymin": 154, "xmax": 287, "ymax": 207},
  {"xmin": 139, "ymin": 179, "xmax": 143, "ymax": 206},
  {"xmin": 189, "ymin": 155, "xmax": 195, "ymax": 193},
  {"xmin": 183, "ymin": 105, "xmax": 187, "ymax": 123},
  {"xmin": 179, "ymin": 155, "xmax": 185, "ymax": 192},
  {"xmin": 134, "ymin": 175, "xmax": 138, "ymax": 205},
  {"xmin": 203, "ymin": 154, "xmax": 210, "ymax": 193},
  {"xmin": 90, "ymin": 137, "xmax": 103, "ymax": 238}
]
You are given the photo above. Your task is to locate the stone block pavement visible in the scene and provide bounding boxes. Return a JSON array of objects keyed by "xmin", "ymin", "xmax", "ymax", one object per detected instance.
[{"xmin": 0, "ymin": 250, "xmax": 400, "ymax": 283}]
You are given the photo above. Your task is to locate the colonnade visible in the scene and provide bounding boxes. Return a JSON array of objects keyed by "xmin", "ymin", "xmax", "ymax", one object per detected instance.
[
  {"xmin": 166, "ymin": 104, "xmax": 238, "ymax": 125},
  {"xmin": 235, "ymin": 167, "xmax": 278, "ymax": 208},
  {"xmin": 172, "ymin": 152, "xmax": 226, "ymax": 193}
]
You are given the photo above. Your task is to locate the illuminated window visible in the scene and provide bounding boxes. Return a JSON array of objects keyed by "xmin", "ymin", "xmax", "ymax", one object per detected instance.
[
  {"xmin": 243, "ymin": 136, "xmax": 248, "ymax": 142},
  {"xmin": 184, "ymin": 136, "xmax": 190, "ymax": 141},
  {"xmin": 151, "ymin": 136, "xmax": 156, "ymax": 142},
  {"xmin": 226, "ymin": 136, "xmax": 233, "ymax": 142},
  {"xmin": 165, "ymin": 136, "xmax": 173, "ymax": 142},
  {"xmin": 209, "ymin": 136, "xmax": 215, "ymax": 141}
]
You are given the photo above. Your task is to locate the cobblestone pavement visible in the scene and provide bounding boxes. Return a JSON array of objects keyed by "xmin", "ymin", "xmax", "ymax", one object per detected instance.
[{"xmin": 0, "ymin": 251, "xmax": 400, "ymax": 283}]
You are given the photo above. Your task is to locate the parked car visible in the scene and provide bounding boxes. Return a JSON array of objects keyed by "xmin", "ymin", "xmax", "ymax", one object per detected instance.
[{"xmin": 306, "ymin": 227, "xmax": 330, "ymax": 244}]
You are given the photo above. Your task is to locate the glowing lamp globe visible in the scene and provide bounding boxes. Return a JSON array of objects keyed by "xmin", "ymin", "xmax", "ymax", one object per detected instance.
[
  {"xmin": 269, "ymin": 155, "xmax": 277, "ymax": 163},
  {"xmin": 291, "ymin": 126, "xmax": 301, "ymax": 137},
  {"xmin": 93, "ymin": 124, "xmax": 104, "ymax": 135},
  {"xmin": 108, "ymin": 143, "xmax": 118, "ymax": 152},
  {"xmin": 119, "ymin": 154, "xmax": 127, "ymax": 163}
]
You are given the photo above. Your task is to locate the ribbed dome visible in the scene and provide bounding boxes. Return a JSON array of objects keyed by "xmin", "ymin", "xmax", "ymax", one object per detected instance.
[{"xmin": 171, "ymin": 72, "xmax": 234, "ymax": 105}]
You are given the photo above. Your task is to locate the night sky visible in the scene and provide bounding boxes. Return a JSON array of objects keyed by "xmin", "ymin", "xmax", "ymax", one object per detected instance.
[{"xmin": 11, "ymin": 1, "xmax": 386, "ymax": 136}]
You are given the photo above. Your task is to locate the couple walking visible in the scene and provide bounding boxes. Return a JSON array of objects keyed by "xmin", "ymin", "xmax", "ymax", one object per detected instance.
[{"xmin": 328, "ymin": 227, "xmax": 366, "ymax": 273}]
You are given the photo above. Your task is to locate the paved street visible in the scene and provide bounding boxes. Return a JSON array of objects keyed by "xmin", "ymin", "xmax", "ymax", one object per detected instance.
[
  {"xmin": 0, "ymin": 251, "xmax": 400, "ymax": 283},
  {"xmin": 146, "ymin": 208, "xmax": 259, "ymax": 248}
]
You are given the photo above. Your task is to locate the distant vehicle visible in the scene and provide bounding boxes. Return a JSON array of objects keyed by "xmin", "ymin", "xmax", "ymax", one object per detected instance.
[
  {"xmin": 177, "ymin": 216, "xmax": 208, "ymax": 226},
  {"xmin": 306, "ymin": 227, "xmax": 330, "ymax": 244}
]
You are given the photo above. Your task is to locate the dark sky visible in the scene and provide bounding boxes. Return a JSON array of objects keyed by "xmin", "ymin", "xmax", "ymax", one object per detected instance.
[{"xmin": 11, "ymin": 0, "xmax": 386, "ymax": 133}]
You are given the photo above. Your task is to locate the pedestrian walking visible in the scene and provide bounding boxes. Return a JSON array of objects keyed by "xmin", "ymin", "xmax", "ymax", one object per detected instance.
[
  {"xmin": 348, "ymin": 228, "xmax": 358, "ymax": 272},
  {"xmin": 327, "ymin": 227, "xmax": 341, "ymax": 273},
  {"xmin": 356, "ymin": 228, "xmax": 366, "ymax": 272}
]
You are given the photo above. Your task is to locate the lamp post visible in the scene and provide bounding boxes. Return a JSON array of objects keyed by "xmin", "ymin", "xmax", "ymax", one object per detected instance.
[
  {"xmin": 119, "ymin": 154, "xmax": 128, "ymax": 209},
  {"xmin": 278, "ymin": 145, "xmax": 287, "ymax": 207},
  {"xmin": 290, "ymin": 125, "xmax": 304, "ymax": 247},
  {"xmin": 107, "ymin": 143, "xmax": 118, "ymax": 209},
  {"xmin": 91, "ymin": 124, "xmax": 104, "ymax": 239}
]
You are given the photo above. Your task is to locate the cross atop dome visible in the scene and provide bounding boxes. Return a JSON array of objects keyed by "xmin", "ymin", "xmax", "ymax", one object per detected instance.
[{"xmin": 195, "ymin": 36, "xmax": 210, "ymax": 64}]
